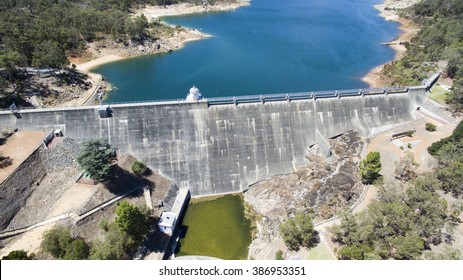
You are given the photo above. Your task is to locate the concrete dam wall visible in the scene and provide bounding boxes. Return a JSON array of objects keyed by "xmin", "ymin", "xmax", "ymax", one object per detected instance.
[{"xmin": 0, "ymin": 87, "xmax": 426, "ymax": 196}]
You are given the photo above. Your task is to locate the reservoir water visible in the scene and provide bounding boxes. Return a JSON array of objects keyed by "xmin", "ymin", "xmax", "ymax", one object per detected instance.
[{"xmin": 95, "ymin": 0, "xmax": 399, "ymax": 102}]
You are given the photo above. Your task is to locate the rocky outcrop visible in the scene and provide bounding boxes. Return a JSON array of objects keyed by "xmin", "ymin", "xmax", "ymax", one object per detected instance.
[{"xmin": 244, "ymin": 130, "xmax": 364, "ymax": 257}]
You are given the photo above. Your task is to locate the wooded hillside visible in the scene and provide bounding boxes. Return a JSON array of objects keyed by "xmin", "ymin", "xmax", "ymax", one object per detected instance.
[{"xmin": 384, "ymin": 0, "xmax": 463, "ymax": 113}]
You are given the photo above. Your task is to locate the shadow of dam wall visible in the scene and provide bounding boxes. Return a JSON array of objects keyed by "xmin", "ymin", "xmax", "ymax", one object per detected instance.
[{"xmin": 0, "ymin": 87, "xmax": 426, "ymax": 196}]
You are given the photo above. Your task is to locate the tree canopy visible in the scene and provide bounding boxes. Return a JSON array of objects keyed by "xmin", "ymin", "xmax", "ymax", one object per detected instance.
[
  {"xmin": 90, "ymin": 223, "xmax": 135, "ymax": 260},
  {"xmin": 359, "ymin": 151, "xmax": 381, "ymax": 184},
  {"xmin": 428, "ymin": 121, "xmax": 463, "ymax": 197},
  {"xmin": 279, "ymin": 211, "xmax": 319, "ymax": 251},
  {"xmin": 2, "ymin": 250, "xmax": 34, "ymax": 260},
  {"xmin": 331, "ymin": 182, "xmax": 451, "ymax": 260},
  {"xmin": 383, "ymin": 0, "xmax": 463, "ymax": 113},
  {"xmin": 40, "ymin": 224, "xmax": 90, "ymax": 260},
  {"xmin": 76, "ymin": 138, "xmax": 115, "ymax": 182},
  {"xmin": 40, "ymin": 225, "xmax": 74, "ymax": 258},
  {"xmin": 32, "ymin": 41, "xmax": 68, "ymax": 69},
  {"xmin": 115, "ymin": 200, "xmax": 149, "ymax": 242},
  {"xmin": 0, "ymin": 0, "xmax": 163, "ymax": 73},
  {"xmin": 395, "ymin": 151, "xmax": 419, "ymax": 181},
  {"xmin": 90, "ymin": 201, "xmax": 149, "ymax": 259}
]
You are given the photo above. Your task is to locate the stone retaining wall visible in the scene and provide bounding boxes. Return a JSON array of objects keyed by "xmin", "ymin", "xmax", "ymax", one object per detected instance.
[{"xmin": 0, "ymin": 145, "xmax": 46, "ymax": 230}]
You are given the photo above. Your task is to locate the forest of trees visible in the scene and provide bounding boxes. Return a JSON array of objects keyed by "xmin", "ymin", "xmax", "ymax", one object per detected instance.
[
  {"xmin": 384, "ymin": 0, "xmax": 463, "ymax": 113},
  {"xmin": 0, "ymin": 0, "xmax": 154, "ymax": 107},
  {"xmin": 332, "ymin": 121, "xmax": 463, "ymax": 260},
  {"xmin": 331, "ymin": 181, "xmax": 458, "ymax": 260},
  {"xmin": 0, "ymin": 0, "xmax": 156, "ymax": 70},
  {"xmin": 37, "ymin": 201, "xmax": 150, "ymax": 260},
  {"xmin": 0, "ymin": 0, "xmax": 235, "ymax": 107}
]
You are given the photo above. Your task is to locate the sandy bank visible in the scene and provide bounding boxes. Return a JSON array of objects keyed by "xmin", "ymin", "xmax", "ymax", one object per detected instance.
[
  {"xmin": 74, "ymin": 1, "xmax": 253, "ymax": 70},
  {"xmin": 75, "ymin": 55, "xmax": 125, "ymax": 73},
  {"xmin": 362, "ymin": 0, "xmax": 422, "ymax": 88},
  {"xmin": 67, "ymin": 2, "xmax": 250, "ymax": 107}
]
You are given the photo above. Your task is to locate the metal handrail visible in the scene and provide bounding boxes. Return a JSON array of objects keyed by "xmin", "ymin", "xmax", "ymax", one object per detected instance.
[{"xmin": 0, "ymin": 85, "xmax": 421, "ymax": 112}]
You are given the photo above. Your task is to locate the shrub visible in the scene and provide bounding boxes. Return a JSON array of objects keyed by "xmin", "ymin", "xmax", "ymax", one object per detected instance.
[
  {"xmin": 40, "ymin": 225, "xmax": 73, "ymax": 258},
  {"xmin": 275, "ymin": 250, "xmax": 284, "ymax": 260},
  {"xmin": 395, "ymin": 152, "xmax": 419, "ymax": 181},
  {"xmin": 337, "ymin": 244, "xmax": 374, "ymax": 260},
  {"xmin": 0, "ymin": 154, "xmax": 13, "ymax": 168},
  {"xmin": 425, "ymin": 122, "xmax": 437, "ymax": 132},
  {"xmin": 99, "ymin": 219, "xmax": 109, "ymax": 232},
  {"xmin": 131, "ymin": 160, "xmax": 147, "ymax": 176},
  {"xmin": 40, "ymin": 225, "xmax": 90, "ymax": 259},
  {"xmin": 90, "ymin": 224, "xmax": 134, "ymax": 260},
  {"xmin": 428, "ymin": 121, "xmax": 463, "ymax": 155},
  {"xmin": 2, "ymin": 250, "xmax": 34, "ymax": 260},
  {"xmin": 63, "ymin": 239, "xmax": 90, "ymax": 260}
]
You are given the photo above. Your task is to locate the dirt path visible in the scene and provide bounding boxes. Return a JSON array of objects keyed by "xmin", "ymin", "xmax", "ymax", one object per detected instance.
[
  {"xmin": 301, "ymin": 110, "xmax": 456, "ymax": 260},
  {"xmin": 0, "ymin": 182, "xmax": 100, "ymax": 257},
  {"xmin": 0, "ymin": 225, "xmax": 54, "ymax": 258},
  {"xmin": 353, "ymin": 186, "xmax": 378, "ymax": 214},
  {"xmin": 368, "ymin": 116, "xmax": 455, "ymax": 179}
]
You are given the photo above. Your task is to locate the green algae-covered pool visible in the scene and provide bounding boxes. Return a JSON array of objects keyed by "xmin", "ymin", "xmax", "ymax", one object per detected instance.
[{"xmin": 176, "ymin": 194, "xmax": 252, "ymax": 260}]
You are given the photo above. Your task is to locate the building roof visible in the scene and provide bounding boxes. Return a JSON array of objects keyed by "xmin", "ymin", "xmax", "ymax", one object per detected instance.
[{"xmin": 158, "ymin": 212, "xmax": 176, "ymax": 228}]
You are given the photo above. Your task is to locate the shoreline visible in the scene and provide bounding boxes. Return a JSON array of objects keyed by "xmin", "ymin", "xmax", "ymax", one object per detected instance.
[
  {"xmin": 69, "ymin": 1, "xmax": 250, "ymax": 106},
  {"xmin": 73, "ymin": 1, "xmax": 251, "ymax": 72},
  {"xmin": 71, "ymin": 0, "xmax": 412, "ymax": 105},
  {"xmin": 138, "ymin": 0, "xmax": 250, "ymax": 20},
  {"xmin": 75, "ymin": 55, "xmax": 126, "ymax": 73},
  {"xmin": 362, "ymin": 0, "xmax": 421, "ymax": 88}
]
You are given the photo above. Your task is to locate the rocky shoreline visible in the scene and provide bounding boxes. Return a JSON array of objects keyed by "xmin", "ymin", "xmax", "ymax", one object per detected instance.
[
  {"xmin": 362, "ymin": 0, "xmax": 422, "ymax": 87},
  {"xmin": 62, "ymin": 1, "xmax": 250, "ymax": 107},
  {"xmin": 45, "ymin": 0, "xmax": 416, "ymax": 107},
  {"xmin": 19, "ymin": 0, "xmax": 421, "ymax": 108},
  {"xmin": 73, "ymin": 1, "xmax": 250, "ymax": 72}
]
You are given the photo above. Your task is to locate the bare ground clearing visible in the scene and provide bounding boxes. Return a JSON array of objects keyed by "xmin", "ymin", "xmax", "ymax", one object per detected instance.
[{"xmin": 0, "ymin": 131, "xmax": 45, "ymax": 184}]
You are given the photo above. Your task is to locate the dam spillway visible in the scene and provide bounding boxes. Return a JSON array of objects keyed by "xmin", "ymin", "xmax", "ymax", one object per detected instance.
[{"xmin": 0, "ymin": 87, "xmax": 426, "ymax": 196}]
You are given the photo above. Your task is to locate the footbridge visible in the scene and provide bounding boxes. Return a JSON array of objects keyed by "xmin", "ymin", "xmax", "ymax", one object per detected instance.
[{"xmin": 0, "ymin": 84, "xmax": 430, "ymax": 196}]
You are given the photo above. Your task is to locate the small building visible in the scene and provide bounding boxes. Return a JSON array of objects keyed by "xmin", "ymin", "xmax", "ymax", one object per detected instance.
[
  {"xmin": 158, "ymin": 187, "xmax": 190, "ymax": 236},
  {"xmin": 158, "ymin": 212, "xmax": 177, "ymax": 236}
]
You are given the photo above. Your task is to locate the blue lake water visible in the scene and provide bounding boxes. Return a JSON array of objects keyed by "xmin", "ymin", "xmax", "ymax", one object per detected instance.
[{"xmin": 95, "ymin": 0, "xmax": 399, "ymax": 102}]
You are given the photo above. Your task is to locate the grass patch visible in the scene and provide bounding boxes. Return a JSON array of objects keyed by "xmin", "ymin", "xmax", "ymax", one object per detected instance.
[
  {"xmin": 428, "ymin": 85, "xmax": 449, "ymax": 105},
  {"xmin": 305, "ymin": 242, "xmax": 335, "ymax": 260}
]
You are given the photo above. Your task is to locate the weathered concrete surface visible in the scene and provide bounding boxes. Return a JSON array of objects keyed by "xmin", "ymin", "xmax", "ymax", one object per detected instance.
[
  {"xmin": 0, "ymin": 88, "xmax": 425, "ymax": 196},
  {"xmin": 245, "ymin": 130, "xmax": 365, "ymax": 260}
]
